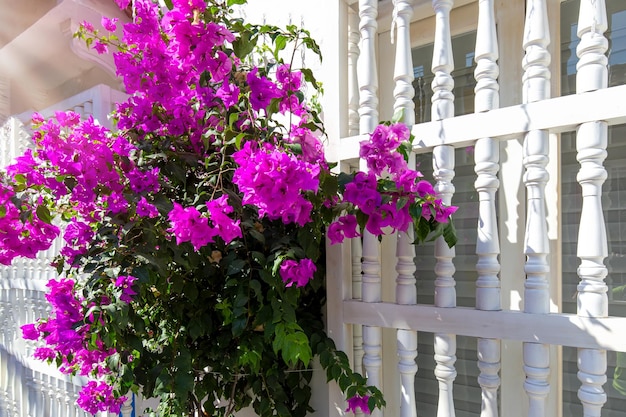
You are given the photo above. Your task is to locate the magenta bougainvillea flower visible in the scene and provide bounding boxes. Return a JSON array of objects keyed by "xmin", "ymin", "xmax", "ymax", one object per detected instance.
[{"xmin": 1, "ymin": 0, "xmax": 456, "ymax": 415}]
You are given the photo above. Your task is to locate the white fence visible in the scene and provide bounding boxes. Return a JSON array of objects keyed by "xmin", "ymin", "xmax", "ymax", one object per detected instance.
[
  {"xmin": 0, "ymin": 84, "xmax": 132, "ymax": 417},
  {"xmin": 326, "ymin": 0, "xmax": 626, "ymax": 417}
]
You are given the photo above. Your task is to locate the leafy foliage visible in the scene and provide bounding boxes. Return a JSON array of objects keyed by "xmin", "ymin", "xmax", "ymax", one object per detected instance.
[{"xmin": 3, "ymin": 1, "xmax": 457, "ymax": 416}]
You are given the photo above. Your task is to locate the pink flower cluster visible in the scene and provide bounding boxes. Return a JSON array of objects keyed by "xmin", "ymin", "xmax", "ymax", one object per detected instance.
[
  {"xmin": 233, "ymin": 142, "xmax": 320, "ymax": 226},
  {"xmin": 346, "ymin": 395, "xmax": 371, "ymax": 414},
  {"xmin": 115, "ymin": 275, "xmax": 138, "ymax": 303},
  {"xmin": 20, "ymin": 278, "xmax": 122, "ymax": 410},
  {"xmin": 328, "ymin": 123, "xmax": 458, "ymax": 243},
  {"xmin": 279, "ymin": 258, "xmax": 317, "ymax": 288},
  {"xmin": 108, "ymin": 0, "xmax": 236, "ymax": 146},
  {"xmin": 0, "ymin": 180, "xmax": 60, "ymax": 264},
  {"xmin": 247, "ymin": 64, "xmax": 307, "ymax": 116},
  {"xmin": 168, "ymin": 195, "xmax": 242, "ymax": 251},
  {"xmin": 76, "ymin": 380, "xmax": 126, "ymax": 415}
]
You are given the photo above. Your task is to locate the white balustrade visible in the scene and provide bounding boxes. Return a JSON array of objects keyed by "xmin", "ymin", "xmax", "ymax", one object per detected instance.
[
  {"xmin": 575, "ymin": 1, "xmax": 610, "ymax": 416},
  {"xmin": 522, "ymin": 0, "xmax": 551, "ymax": 415},
  {"xmin": 474, "ymin": 1, "xmax": 501, "ymax": 417},
  {"xmin": 431, "ymin": 2, "xmax": 457, "ymax": 416}
]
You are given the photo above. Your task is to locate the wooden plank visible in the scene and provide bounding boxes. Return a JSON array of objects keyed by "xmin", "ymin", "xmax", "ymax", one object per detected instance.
[
  {"xmin": 330, "ymin": 84, "xmax": 626, "ymax": 162},
  {"xmin": 343, "ymin": 300, "xmax": 626, "ymax": 352}
]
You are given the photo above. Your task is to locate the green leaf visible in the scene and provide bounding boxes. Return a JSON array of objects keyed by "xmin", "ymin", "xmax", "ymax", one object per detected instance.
[
  {"xmin": 300, "ymin": 68, "xmax": 320, "ymax": 90},
  {"xmin": 183, "ymin": 281, "xmax": 198, "ymax": 301},
  {"xmin": 227, "ymin": 258, "xmax": 246, "ymax": 275},
  {"xmin": 337, "ymin": 172, "xmax": 355, "ymax": 190},
  {"xmin": 391, "ymin": 108, "xmax": 405, "ymax": 124},
  {"xmin": 443, "ymin": 219, "xmax": 457, "ymax": 248},
  {"xmin": 396, "ymin": 197, "xmax": 409, "ymax": 211},
  {"xmin": 227, "ymin": 0, "xmax": 247, "ymax": 5},
  {"xmin": 302, "ymin": 37, "xmax": 322, "ymax": 62},
  {"xmin": 274, "ymin": 34, "xmax": 287, "ymax": 56},
  {"xmin": 249, "ymin": 229, "xmax": 265, "ymax": 244},
  {"xmin": 35, "ymin": 205, "xmax": 52, "ymax": 224},
  {"xmin": 233, "ymin": 32, "xmax": 257, "ymax": 59},
  {"xmin": 235, "ymin": 132, "xmax": 246, "ymax": 150},
  {"xmin": 415, "ymin": 215, "xmax": 431, "ymax": 243},
  {"xmin": 228, "ymin": 112, "xmax": 239, "ymax": 128}
]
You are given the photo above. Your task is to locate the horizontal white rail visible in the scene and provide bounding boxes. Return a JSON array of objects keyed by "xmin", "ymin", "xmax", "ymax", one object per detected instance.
[
  {"xmin": 330, "ymin": 84, "xmax": 626, "ymax": 162},
  {"xmin": 343, "ymin": 300, "xmax": 626, "ymax": 352}
]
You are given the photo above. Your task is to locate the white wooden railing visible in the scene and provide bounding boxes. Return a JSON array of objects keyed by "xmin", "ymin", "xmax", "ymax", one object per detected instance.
[
  {"xmin": 0, "ymin": 84, "xmax": 132, "ymax": 417},
  {"xmin": 328, "ymin": 1, "xmax": 626, "ymax": 417}
]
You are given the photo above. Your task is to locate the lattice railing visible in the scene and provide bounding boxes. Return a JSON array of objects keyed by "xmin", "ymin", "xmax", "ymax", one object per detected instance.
[{"xmin": 327, "ymin": 1, "xmax": 626, "ymax": 416}]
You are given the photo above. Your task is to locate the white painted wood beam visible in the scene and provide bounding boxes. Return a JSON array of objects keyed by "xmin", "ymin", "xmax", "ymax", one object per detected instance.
[
  {"xmin": 343, "ymin": 300, "xmax": 626, "ymax": 352},
  {"xmin": 330, "ymin": 84, "xmax": 626, "ymax": 163}
]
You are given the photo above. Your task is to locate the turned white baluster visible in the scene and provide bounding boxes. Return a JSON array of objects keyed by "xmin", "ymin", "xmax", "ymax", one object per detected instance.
[
  {"xmin": 431, "ymin": 2, "xmax": 457, "ymax": 417},
  {"xmin": 32, "ymin": 373, "xmax": 44, "ymax": 417},
  {"xmin": 474, "ymin": 2, "xmax": 501, "ymax": 417},
  {"xmin": 348, "ymin": 7, "xmax": 361, "ymax": 137},
  {"xmin": 361, "ymin": 202, "xmax": 383, "ymax": 417},
  {"xmin": 347, "ymin": 31, "xmax": 364, "ymax": 388},
  {"xmin": 391, "ymin": 2, "xmax": 418, "ymax": 417},
  {"xmin": 0, "ymin": 350, "xmax": 9, "ymax": 415},
  {"xmin": 120, "ymin": 394, "xmax": 134, "ymax": 417},
  {"xmin": 575, "ymin": 1, "xmax": 609, "ymax": 416},
  {"xmin": 358, "ymin": 0, "xmax": 379, "ymax": 133},
  {"xmin": 522, "ymin": 1, "xmax": 551, "ymax": 416},
  {"xmin": 351, "ymin": 234, "xmax": 365, "ymax": 410},
  {"xmin": 395, "ymin": 230, "xmax": 418, "ymax": 417},
  {"xmin": 392, "ymin": 0, "xmax": 415, "ymax": 121},
  {"xmin": 431, "ymin": 0, "xmax": 454, "ymax": 121},
  {"xmin": 358, "ymin": 1, "xmax": 382, "ymax": 412},
  {"xmin": 352, "ymin": 232, "xmax": 365, "ymax": 417}
]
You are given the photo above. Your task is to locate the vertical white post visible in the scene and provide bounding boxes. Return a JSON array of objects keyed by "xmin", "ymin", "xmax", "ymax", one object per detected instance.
[
  {"xmin": 33, "ymin": 373, "xmax": 44, "ymax": 417},
  {"xmin": 431, "ymin": 2, "xmax": 456, "ymax": 417},
  {"xmin": 522, "ymin": 1, "xmax": 551, "ymax": 416},
  {"xmin": 575, "ymin": 1, "xmax": 609, "ymax": 416},
  {"xmin": 392, "ymin": 2, "xmax": 417, "ymax": 417},
  {"xmin": 349, "ymin": 7, "xmax": 364, "ymax": 399},
  {"xmin": 348, "ymin": 7, "xmax": 361, "ymax": 137},
  {"xmin": 358, "ymin": 1, "xmax": 382, "ymax": 414},
  {"xmin": 120, "ymin": 394, "xmax": 134, "ymax": 417},
  {"xmin": 352, "ymin": 236, "xmax": 365, "ymax": 417},
  {"xmin": 358, "ymin": 0, "xmax": 379, "ymax": 133},
  {"xmin": 392, "ymin": 0, "xmax": 415, "ymax": 122},
  {"xmin": 474, "ymin": 2, "xmax": 501, "ymax": 417}
]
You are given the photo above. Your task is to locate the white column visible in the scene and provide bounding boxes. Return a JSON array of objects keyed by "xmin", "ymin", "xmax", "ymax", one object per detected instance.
[
  {"xmin": 431, "ymin": 2, "xmax": 457, "ymax": 417},
  {"xmin": 349, "ymin": 7, "xmax": 364, "ymax": 402},
  {"xmin": 348, "ymin": 7, "xmax": 361, "ymax": 137},
  {"xmin": 358, "ymin": 0, "xmax": 379, "ymax": 133},
  {"xmin": 391, "ymin": 2, "xmax": 418, "ymax": 417},
  {"xmin": 522, "ymin": 1, "xmax": 551, "ymax": 416},
  {"xmin": 358, "ymin": 1, "xmax": 382, "ymax": 414},
  {"xmin": 474, "ymin": 2, "xmax": 501, "ymax": 417},
  {"xmin": 575, "ymin": 1, "xmax": 609, "ymax": 416},
  {"xmin": 120, "ymin": 394, "xmax": 134, "ymax": 417},
  {"xmin": 351, "ymin": 236, "xmax": 365, "ymax": 417},
  {"xmin": 392, "ymin": 0, "xmax": 415, "ymax": 122}
]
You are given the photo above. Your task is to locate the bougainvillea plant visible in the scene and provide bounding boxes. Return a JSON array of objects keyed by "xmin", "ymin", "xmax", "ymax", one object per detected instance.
[{"xmin": 2, "ymin": 0, "xmax": 457, "ymax": 416}]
